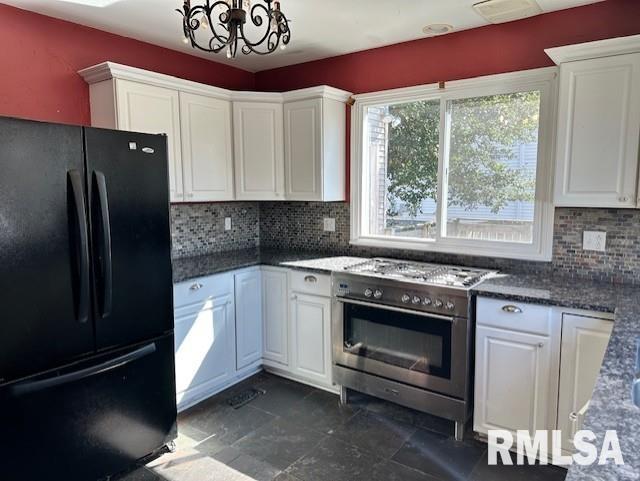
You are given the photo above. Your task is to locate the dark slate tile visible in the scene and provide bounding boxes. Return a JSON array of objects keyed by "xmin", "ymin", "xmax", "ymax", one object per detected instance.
[
  {"xmin": 273, "ymin": 473, "xmax": 304, "ymax": 481},
  {"xmin": 282, "ymin": 389, "xmax": 360, "ymax": 434},
  {"xmin": 247, "ymin": 376, "xmax": 315, "ymax": 416},
  {"xmin": 287, "ymin": 437, "xmax": 383, "ymax": 481},
  {"xmin": 232, "ymin": 417, "xmax": 326, "ymax": 470},
  {"xmin": 228, "ymin": 453, "xmax": 282, "ymax": 481},
  {"xmin": 148, "ymin": 448, "xmax": 249, "ymax": 481},
  {"xmin": 372, "ymin": 460, "xmax": 440, "ymax": 481},
  {"xmin": 208, "ymin": 446, "xmax": 243, "ymax": 464},
  {"xmin": 469, "ymin": 450, "xmax": 568, "ymax": 481},
  {"xmin": 193, "ymin": 434, "xmax": 229, "ymax": 457},
  {"xmin": 114, "ymin": 467, "xmax": 164, "ymax": 481},
  {"xmin": 392, "ymin": 428, "xmax": 487, "ymax": 481},
  {"xmin": 332, "ymin": 410, "xmax": 416, "ymax": 459},
  {"xmin": 180, "ymin": 402, "xmax": 275, "ymax": 444}
]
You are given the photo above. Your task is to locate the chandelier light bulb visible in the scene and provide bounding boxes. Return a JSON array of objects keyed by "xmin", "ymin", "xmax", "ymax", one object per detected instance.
[
  {"xmin": 200, "ymin": 15, "xmax": 209, "ymax": 29},
  {"xmin": 226, "ymin": 47, "xmax": 232, "ymax": 58},
  {"xmin": 280, "ymin": 43, "xmax": 286, "ymax": 50},
  {"xmin": 182, "ymin": 36, "xmax": 189, "ymax": 44}
]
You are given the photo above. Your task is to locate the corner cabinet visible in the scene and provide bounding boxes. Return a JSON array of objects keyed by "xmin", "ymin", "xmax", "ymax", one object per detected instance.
[
  {"xmin": 284, "ymin": 95, "xmax": 347, "ymax": 201},
  {"xmin": 234, "ymin": 268, "xmax": 263, "ymax": 370},
  {"xmin": 233, "ymin": 101, "xmax": 285, "ymax": 200},
  {"xmin": 546, "ymin": 36, "xmax": 640, "ymax": 208},
  {"xmin": 262, "ymin": 267, "xmax": 289, "ymax": 367}
]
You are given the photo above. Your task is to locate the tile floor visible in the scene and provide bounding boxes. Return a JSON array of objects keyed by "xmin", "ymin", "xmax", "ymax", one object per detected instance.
[{"xmin": 117, "ymin": 372, "xmax": 568, "ymax": 481}]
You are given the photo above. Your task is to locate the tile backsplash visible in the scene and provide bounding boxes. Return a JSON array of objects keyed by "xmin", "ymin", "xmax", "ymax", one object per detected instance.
[
  {"xmin": 170, "ymin": 202, "xmax": 259, "ymax": 258},
  {"xmin": 171, "ymin": 200, "xmax": 640, "ymax": 284},
  {"xmin": 259, "ymin": 202, "xmax": 640, "ymax": 285}
]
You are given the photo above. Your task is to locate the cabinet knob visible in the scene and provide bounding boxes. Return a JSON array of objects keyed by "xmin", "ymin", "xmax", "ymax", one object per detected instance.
[
  {"xmin": 189, "ymin": 282, "xmax": 203, "ymax": 291},
  {"xmin": 291, "ymin": 294, "xmax": 297, "ymax": 300},
  {"xmin": 501, "ymin": 305, "xmax": 523, "ymax": 314},
  {"xmin": 538, "ymin": 342, "xmax": 544, "ymax": 348}
]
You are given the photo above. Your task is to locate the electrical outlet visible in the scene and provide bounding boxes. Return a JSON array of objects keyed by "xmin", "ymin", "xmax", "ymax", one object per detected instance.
[
  {"xmin": 224, "ymin": 217, "xmax": 232, "ymax": 231},
  {"xmin": 323, "ymin": 218, "xmax": 336, "ymax": 232},
  {"xmin": 583, "ymin": 231, "xmax": 606, "ymax": 252}
]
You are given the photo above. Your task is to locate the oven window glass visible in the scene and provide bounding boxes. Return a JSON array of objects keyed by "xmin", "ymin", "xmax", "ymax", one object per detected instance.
[{"xmin": 343, "ymin": 303, "xmax": 452, "ymax": 379}]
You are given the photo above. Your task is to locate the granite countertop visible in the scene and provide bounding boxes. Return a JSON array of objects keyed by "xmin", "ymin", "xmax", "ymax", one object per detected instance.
[
  {"xmin": 172, "ymin": 248, "xmax": 367, "ymax": 283},
  {"xmin": 473, "ymin": 274, "xmax": 640, "ymax": 480}
]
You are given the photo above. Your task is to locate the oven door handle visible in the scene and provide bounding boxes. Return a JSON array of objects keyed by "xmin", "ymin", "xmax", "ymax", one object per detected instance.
[{"xmin": 336, "ymin": 298, "xmax": 456, "ymax": 322}]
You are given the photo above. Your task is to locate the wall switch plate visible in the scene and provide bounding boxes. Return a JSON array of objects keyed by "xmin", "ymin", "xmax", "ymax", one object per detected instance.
[
  {"xmin": 323, "ymin": 218, "xmax": 336, "ymax": 232},
  {"xmin": 583, "ymin": 231, "xmax": 606, "ymax": 252},
  {"xmin": 224, "ymin": 217, "xmax": 232, "ymax": 231}
]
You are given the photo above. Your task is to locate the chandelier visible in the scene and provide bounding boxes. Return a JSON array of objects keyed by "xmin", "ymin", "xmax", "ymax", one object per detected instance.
[{"xmin": 177, "ymin": 0, "xmax": 291, "ymax": 58}]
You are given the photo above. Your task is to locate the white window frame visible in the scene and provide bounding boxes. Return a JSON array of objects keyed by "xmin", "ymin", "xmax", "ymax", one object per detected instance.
[{"xmin": 350, "ymin": 67, "xmax": 558, "ymax": 261}]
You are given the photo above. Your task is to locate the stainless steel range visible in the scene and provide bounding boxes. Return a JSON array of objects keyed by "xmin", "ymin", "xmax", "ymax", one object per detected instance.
[{"xmin": 332, "ymin": 258, "xmax": 495, "ymax": 440}]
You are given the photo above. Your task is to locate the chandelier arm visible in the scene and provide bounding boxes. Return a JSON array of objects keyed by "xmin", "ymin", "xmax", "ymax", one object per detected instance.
[{"xmin": 182, "ymin": 1, "xmax": 233, "ymax": 52}]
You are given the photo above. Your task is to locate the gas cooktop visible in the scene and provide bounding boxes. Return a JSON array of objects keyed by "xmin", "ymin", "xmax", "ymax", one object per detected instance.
[{"xmin": 344, "ymin": 258, "xmax": 494, "ymax": 289}]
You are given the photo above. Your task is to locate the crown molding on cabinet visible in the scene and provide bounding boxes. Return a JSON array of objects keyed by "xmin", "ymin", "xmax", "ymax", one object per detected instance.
[
  {"xmin": 545, "ymin": 34, "xmax": 640, "ymax": 65},
  {"xmin": 78, "ymin": 62, "xmax": 352, "ymax": 104}
]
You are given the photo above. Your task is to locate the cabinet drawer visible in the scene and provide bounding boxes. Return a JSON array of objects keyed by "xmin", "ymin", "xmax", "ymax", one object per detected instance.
[
  {"xmin": 289, "ymin": 270, "xmax": 331, "ymax": 296},
  {"xmin": 173, "ymin": 273, "xmax": 233, "ymax": 309},
  {"xmin": 476, "ymin": 297, "xmax": 553, "ymax": 336}
]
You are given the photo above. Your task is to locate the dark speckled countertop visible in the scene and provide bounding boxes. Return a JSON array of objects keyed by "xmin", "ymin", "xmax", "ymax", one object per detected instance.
[
  {"xmin": 172, "ymin": 248, "xmax": 367, "ymax": 283},
  {"xmin": 473, "ymin": 274, "xmax": 640, "ymax": 480}
]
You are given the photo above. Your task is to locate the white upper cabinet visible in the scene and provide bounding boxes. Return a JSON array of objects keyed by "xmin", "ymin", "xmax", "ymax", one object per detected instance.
[
  {"xmin": 233, "ymin": 101, "xmax": 285, "ymax": 200},
  {"xmin": 284, "ymin": 94, "xmax": 347, "ymax": 201},
  {"xmin": 546, "ymin": 36, "xmax": 640, "ymax": 208},
  {"xmin": 80, "ymin": 62, "xmax": 352, "ymax": 203},
  {"xmin": 180, "ymin": 92, "xmax": 234, "ymax": 202},
  {"xmin": 115, "ymin": 79, "xmax": 184, "ymax": 202}
]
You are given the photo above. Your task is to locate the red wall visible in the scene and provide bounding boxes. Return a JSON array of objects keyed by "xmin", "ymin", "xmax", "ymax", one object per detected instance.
[
  {"xmin": 0, "ymin": 4, "xmax": 254, "ymax": 125},
  {"xmin": 256, "ymin": 0, "xmax": 640, "ymax": 93}
]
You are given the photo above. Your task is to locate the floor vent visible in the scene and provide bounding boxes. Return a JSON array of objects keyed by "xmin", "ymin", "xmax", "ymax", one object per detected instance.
[
  {"xmin": 227, "ymin": 388, "xmax": 265, "ymax": 409},
  {"xmin": 473, "ymin": 0, "xmax": 542, "ymax": 24}
]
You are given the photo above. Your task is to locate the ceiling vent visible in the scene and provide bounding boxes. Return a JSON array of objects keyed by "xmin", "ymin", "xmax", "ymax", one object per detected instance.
[{"xmin": 472, "ymin": 0, "xmax": 542, "ymax": 24}]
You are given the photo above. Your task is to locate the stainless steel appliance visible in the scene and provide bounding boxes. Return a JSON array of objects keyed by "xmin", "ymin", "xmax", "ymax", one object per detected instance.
[{"xmin": 332, "ymin": 258, "xmax": 494, "ymax": 440}]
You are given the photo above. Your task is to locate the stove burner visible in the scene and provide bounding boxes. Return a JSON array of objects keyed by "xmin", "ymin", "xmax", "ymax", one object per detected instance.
[{"xmin": 345, "ymin": 258, "xmax": 492, "ymax": 289}]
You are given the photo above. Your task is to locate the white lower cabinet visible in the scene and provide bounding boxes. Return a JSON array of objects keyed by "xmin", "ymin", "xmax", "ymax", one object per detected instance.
[
  {"xmin": 290, "ymin": 292, "xmax": 332, "ymax": 388},
  {"xmin": 474, "ymin": 325, "xmax": 557, "ymax": 437},
  {"xmin": 173, "ymin": 273, "xmax": 235, "ymax": 411},
  {"xmin": 474, "ymin": 297, "xmax": 613, "ymax": 462},
  {"xmin": 557, "ymin": 313, "xmax": 613, "ymax": 454},
  {"xmin": 174, "ymin": 266, "xmax": 335, "ymax": 411},
  {"xmin": 234, "ymin": 268, "xmax": 263, "ymax": 371},
  {"xmin": 262, "ymin": 267, "xmax": 289, "ymax": 366}
]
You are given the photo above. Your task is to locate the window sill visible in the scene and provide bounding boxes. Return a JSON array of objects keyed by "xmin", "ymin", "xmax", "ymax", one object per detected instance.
[{"xmin": 349, "ymin": 236, "xmax": 552, "ymax": 262}]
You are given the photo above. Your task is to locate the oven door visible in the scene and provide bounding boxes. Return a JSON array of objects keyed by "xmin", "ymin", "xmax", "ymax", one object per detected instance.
[{"xmin": 333, "ymin": 298, "xmax": 469, "ymax": 399}]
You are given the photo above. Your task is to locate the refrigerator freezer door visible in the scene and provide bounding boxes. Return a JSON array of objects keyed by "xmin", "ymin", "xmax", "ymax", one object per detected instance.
[
  {"xmin": 0, "ymin": 333, "xmax": 177, "ymax": 481},
  {"xmin": 84, "ymin": 128, "xmax": 173, "ymax": 351},
  {"xmin": 0, "ymin": 117, "xmax": 95, "ymax": 383}
]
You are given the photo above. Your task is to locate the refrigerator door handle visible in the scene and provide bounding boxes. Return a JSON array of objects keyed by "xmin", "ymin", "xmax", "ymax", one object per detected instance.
[
  {"xmin": 93, "ymin": 171, "xmax": 113, "ymax": 318},
  {"xmin": 9, "ymin": 342, "xmax": 157, "ymax": 396},
  {"xmin": 68, "ymin": 170, "xmax": 90, "ymax": 323}
]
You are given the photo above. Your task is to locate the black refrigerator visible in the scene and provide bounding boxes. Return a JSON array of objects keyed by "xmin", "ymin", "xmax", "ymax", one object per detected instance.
[{"xmin": 0, "ymin": 116, "xmax": 177, "ymax": 481}]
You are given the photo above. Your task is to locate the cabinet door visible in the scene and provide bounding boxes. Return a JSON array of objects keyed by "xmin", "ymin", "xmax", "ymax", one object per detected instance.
[
  {"xmin": 174, "ymin": 292, "xmax": 234, "ymax": 410},
  {"xmin": 233, "ymin": 102, "xmax": 284, "ymax": 200},
  {"xmin": 284, "ymin": 98, "xmax": 322, "ymax": 201},
  {"xmin": 474, "ymin": 326, "xmax": 557, "ymax": 438},
  {"xmin": 234, "ymin": 269, "xmax": 263, "ymax": 370},
  {"xmin": 262, "ymin": 268, "xmax": 289, "ymax": 366},
  {"xmin": 180, "ymin": 93, "xmax": 234, "ymax": 201},
  {"xmin": 290, "ymin": 293, "xmax": 332, "ymax": 386},
  {"xmin": 115, "ymin": 79, "xmax": 183, "ymax": 202},
  {"xmin": 555, "ymin": 53, "xmax": 640, "ymax": 208},
  {"xmin": 557, "ymin": 314, "xmax": 613, "ymax": 453}
]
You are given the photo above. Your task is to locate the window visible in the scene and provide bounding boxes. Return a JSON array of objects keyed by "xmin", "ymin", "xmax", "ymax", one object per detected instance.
[{"xmin": 351, "ymin": 69, "xmax": 556, "ymax": 261}]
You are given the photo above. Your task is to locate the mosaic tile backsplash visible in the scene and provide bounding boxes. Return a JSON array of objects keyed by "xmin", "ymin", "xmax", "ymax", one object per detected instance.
[
  {"xmin": 259, "ymin": 202, "xmax": 640, "ymax": 285},
  {"xmin": 170, "ymin": 202, "xmax": 259, "ymax": 258}
]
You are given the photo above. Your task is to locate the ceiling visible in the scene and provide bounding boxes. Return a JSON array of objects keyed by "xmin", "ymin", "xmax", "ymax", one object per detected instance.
[{"xmin": 6, "ymin": 0, "xmax": 605, "ymax": 72}]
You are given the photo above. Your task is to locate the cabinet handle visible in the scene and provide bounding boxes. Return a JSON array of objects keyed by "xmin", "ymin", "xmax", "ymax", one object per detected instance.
[
  {"xmin": 189, "ymin": 282, "xmax": 203, "ymax": 291},
  {"xmin": 304, "ymin": 275, "xmax": 318, "ymax": 283},
  {"xmin": 501, "ymin": 305, "xmax": 522, "ymax": 314},
  {"xmin": 538, "ymin": 342, "xmax": 545, "ymax": 348}
]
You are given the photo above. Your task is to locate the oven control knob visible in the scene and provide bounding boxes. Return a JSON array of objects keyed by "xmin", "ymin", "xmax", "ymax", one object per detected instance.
[
  {"xmin": 412, "ymin": 296, "xmax": 421, "ymax": 305},
  {"xmin": 445, "ymin": 301, "xmax": 455, "ymax": 311},
  {"xmin": 434, "ymin": 299, "xmax": 444, "ymax": 308},
  {"xmin": 423, "ymin": 297, "xmax": 432, "ymax": 306},
  {"xmin": 364, "ymin": 288, "xmax": 373, "ymax": 298},
  {"xmin": 374, "ymin": 289, "xmax": 383, "ymax": 299},
  {"xmin": 401, "ymin": 294, "xmax": 411, "ymax": 304}
]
